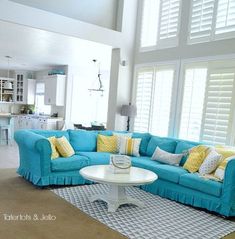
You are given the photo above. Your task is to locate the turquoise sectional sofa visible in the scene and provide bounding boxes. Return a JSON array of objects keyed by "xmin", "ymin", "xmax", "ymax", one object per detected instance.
[{"xmin": 14, "ymin": 129, "xmax": 235, "ymax": 217}]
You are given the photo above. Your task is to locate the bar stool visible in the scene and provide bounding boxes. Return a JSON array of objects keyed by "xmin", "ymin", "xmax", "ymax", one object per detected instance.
[
  {"xmin": 0, "ymin": 124, "xmax": 12, "ymax": 145},
  {"xmin": 0, "ymin": 118, "xmax": 13, "ymax": 144}
]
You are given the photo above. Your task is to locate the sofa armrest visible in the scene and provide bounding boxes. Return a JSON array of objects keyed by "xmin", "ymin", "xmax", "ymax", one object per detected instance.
[
  {"xmin": 15, "ymin": 130, "xmax": 45, "ymax": 149},
  {"xmin": 222, "ymin": 158, "xmax": 235, "ymax": 205},
  {"xmin": 14, "ymin": 130, "xmax": 52, "ymax": 176}
]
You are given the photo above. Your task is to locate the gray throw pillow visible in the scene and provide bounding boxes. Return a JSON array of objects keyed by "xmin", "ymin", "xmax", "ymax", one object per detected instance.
[{"xmin": 151, "ymin": 147, "xmax": 184, "ymax": 166}]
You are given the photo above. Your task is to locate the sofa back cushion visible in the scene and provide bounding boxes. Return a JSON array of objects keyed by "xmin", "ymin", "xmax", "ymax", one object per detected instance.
[
  {"xmin": 97, "ymin": 130, "xmax": 113, "ymax": 136},
  {"xmin": 175, "ymin": 141, "xmax": 199, "ymax": 166},
  {"xmin": 31, "ymin": 130, "xmax": 69, "ymax": 139},
  {"xmin": 68, "ymin": 130, "xmax": 98, "ymax": 152},
  {"xmin": 146, "ymin": 136, "xmax": 177, "ymax": 157},
  {"xmin": 132, "ymin": 132, "xmax": 151, "ymax": 156}
]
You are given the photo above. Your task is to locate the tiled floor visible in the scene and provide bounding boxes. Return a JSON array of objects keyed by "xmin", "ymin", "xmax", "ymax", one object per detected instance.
[{"xmin": 0, "ymin": 142, "xmax": 19, "ymax": 168}]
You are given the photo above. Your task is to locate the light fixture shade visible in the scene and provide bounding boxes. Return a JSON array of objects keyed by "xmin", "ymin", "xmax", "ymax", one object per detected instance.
[
  {"xmin": 3, "ymin": 81, "xmax": 13, "ymax": 90},
  {"xmin": 121, "ymin": 104, "xmax": 137, "ymax": 117}
]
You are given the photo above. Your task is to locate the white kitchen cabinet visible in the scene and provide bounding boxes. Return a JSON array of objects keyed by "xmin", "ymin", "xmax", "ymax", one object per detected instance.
[
  {"xmin": 13, "ymin": 115, "xmax": 63, "ymax": 131},
  {"xmin": 15, "ymin": 73, "xmax": 36, "ymax": 105},
  {"xmin": 0, "ymin": 77, "xmax": 15, "ymax": 103},
  {"xmin": 44, "ymin": 75, "xmax": 66, "ymax": 106}
]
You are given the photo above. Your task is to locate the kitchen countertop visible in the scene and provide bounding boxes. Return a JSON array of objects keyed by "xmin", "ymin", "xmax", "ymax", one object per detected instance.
[
  {"xmin": 0, "ymin": 113, "xmax": 63, "ymax": 120},
  {"xmin": 0, "ymin": 113, "xmax": 13, "ymax": 118}
]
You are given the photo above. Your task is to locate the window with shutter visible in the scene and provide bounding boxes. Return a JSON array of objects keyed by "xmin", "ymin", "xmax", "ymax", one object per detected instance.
[
  {"xmin": 140, "ymin": 0, "xmax": 160, "ymax": 48},
  {"xmin": 134, "ymin": 69, "xmax": 154, "ymax": 132},
  {"xmin": 150, "ymin": 68, "xmax": 174, "ymax": 136},
  {"xmin": 179, "ymin": 68, "xmax": 208, "ymax": 141},
  {"xmin": 189, "ymin": 0, "xmax": 235, "ymax": 43},
  {"xmin": 134, "ymin": 65, "xmax": 176, "ymax": 136},
  {"xmin": 215, "ymin": 0, "xmax": 235, "ymax": 36},
  {"xmin": 201, "ymin": 69, "xmax": 235, "ymax": 144},
  {"xmin": 158, "ymin": 0, "xmax": 181, "ymax": 47},
  {"xmin": 189, "ymin": 0, "xmax": 215, "ymax": 43},
  {"xmin": 140, "ymin": 0, "xmax": 181, "ymax": 50}
]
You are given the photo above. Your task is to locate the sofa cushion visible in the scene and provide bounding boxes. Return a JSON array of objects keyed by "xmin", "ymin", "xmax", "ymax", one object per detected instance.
[
  {"xmin": 32, "ymin": 130, "xmax": 69, "ymax": 140},
  {"xmin": 98, "ymin": 130, "xmax": 113, "ymax": 136},
  {"xmin": 68, "ymin": 130, "xmax": 98, "ymax": 152},
  {"xmin": 51, "ymin": 155, "xmax": 89, "ymax": 172},
  {"xmin": 77, "ymin": 152, "xmax": 111, "ymax": 165},
  {"xmin": 175, "ymin": 141, "xmax": 199, "ymax": 166},
  {"xmin": 132, "ymin": 132, "xmax": 151, "ymax": 156},
  {"xmin": 146, "ymin": 136, "xmax": 177, "ymax": 157},
  {"xmin": 179, "ymin": 173, "xmax": 222, "ymax": 197},
  {"xmin": 131, "ymin": 157, "xmax": 188, "ymax": 183}
]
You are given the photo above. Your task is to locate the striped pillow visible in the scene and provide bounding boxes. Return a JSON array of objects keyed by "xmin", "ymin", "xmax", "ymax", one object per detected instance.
[
  {"xmin": 48, "ymin": 136, "xmax": 60, "ymax": 159},
  {"xmin": 113, "ymin": 132, "xmax": 132, "ymax": 152},
  {"xmin": 214, "ymin": 146, "xmax": 235, "ymax": 180},
  {"xmin": 119, "ymin": 137, "xmax": 141, "ymax": 157},
  {"xmin": 55, "ymin": 136, "xmax": 75, "ymax": 158},
  {"xmin": 214, "ymin": 156, "xmax": 235, "ymax": 181}
]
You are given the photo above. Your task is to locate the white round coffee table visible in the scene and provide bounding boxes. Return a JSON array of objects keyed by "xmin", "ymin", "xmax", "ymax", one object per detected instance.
[{"xmin": 80, "ymin": 165, "xmax": 158, "ymax": 212}]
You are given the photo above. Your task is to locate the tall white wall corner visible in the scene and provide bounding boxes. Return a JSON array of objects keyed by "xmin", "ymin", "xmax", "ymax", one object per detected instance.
[
  {"xmin": 106, "ymin": 48, "xmax": 134, "ymax": 131},
  {"xmin": 106, "ymin": 49, "xmax": 120, "ymax": 130}
]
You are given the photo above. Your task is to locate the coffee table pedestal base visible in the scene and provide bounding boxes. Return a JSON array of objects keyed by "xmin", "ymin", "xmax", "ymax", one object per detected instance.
[{"xmin": 89, "ymin": 185, "xmax": 144, "ymax": 212}]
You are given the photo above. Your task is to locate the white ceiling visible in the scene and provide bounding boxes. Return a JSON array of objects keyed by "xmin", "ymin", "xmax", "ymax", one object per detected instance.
[{"xmin": 0, "ymin": 20, "xmax": 112, "ymax": 71}]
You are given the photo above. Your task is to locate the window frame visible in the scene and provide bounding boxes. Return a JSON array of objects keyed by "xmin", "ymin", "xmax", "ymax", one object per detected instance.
[
  {"xmin": 133, "ymin": 54, "xmax": 235, "ymax": 146},
  {"xmin": 35, "ymin": 80, "xmax": 51, "ymax": 115},
  {"xmin": 188, "ymin": 0, "xmax": 235, "ymax": 45},
  {"xmin": 133, "ymin": 61, "xmax": 180, "ymax": 136},
  {"xmin": 139, "ymin": 0, "xmax": 182, "ymax": 52}
]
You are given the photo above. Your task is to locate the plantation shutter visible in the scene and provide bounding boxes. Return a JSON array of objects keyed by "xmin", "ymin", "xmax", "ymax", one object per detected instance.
[
  {"xmin": 158, "ymin": 0, "xmax": 181, "ymax": 45},
  {"xmin": 189, "ymin": 0, "xmax": 215, "ymax": 43},
  {"xmin": 201, "ymin": 69, "xmax": 235, "ymax": 144},
  {"xmin": 215, "ymin": 0, "xmax": 235, "ymax": 35},
  {"xmin": 150, "ymin": 68, "xmax": 175, "ymax": 136},
  {"xmin": 140, "ymin": 0, "xmax": 180, "ymax": 49},
  {"xmin": 179, "ymin": 68, "xmax": 208, "ymax": 141},
  {"xmin": 140, "ymin": 0, "xmax": 160, "ymax": 48},
  {"xmin": 134, "ymin": 69, "xmax": 154, "ymax": 132}
]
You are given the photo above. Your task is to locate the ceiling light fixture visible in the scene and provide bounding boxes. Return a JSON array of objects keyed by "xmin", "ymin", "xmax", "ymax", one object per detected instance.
[{"xmin": 88, "ymin": 59, "xmax": 104, "ymax": 96}]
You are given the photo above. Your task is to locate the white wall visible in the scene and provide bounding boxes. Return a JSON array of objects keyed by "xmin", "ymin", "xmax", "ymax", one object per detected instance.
[
  {"xmin": 70, "ymin": 66, "xmax": 111, "ymax": 126},
  {"xmin": 0, "ymin": 0, "xmax": 122, "ymax": 48},
  {"xmin": 11, "ymin": 0, "xmax": 119, "ymax": 30}
]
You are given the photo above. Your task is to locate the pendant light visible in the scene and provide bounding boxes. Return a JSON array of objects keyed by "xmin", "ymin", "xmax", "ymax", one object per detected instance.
[
  {"xmin": 4, "ymin": 56, "xmax": 13, "ymax": 90},
  {"xmin": 88, "ymin": 59, "xmax": 104, "ymax": 96}
]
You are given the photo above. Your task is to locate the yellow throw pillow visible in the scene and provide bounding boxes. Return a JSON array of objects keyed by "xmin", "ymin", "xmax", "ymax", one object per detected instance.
[
  {"xmin": 183, "ymin": 145, "xmax": 210, "ymax": 173},
  {"xmin": 97, "ymin": 135, "xmax": 118, "ymax": 153},
  {"xmin": 214, "ymin": 146, "xmax": 235, "ymax": 180},
  {"xmin": 48, "ymin": 136, "xmax": 60, "ymax": 160},
  {"xmin": 215, "ymin": 146, "xmax": 235, "ymax": 161},
  {"xmin": 55, "ymin": 136, "xmax": 75, "ymax": 158}
]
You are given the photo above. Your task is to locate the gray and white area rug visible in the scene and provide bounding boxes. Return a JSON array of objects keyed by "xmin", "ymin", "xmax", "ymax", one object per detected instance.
[{"xmin": 52, "ymin": 184, "xmax": 235, "ymax": 239}]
